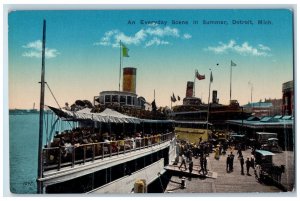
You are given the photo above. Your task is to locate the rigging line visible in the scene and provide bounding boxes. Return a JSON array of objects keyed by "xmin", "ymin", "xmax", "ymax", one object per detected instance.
[
  {"xmin": 45, "ymin": 82, "xmax": 61, "ymax": 109},
  {"xmin": 46, "ymin": 83, "xmax": 73, "ymax": 128},
  {"xmin": 49, "ymin": 112, "xmax": 53, "ymax": 143}
]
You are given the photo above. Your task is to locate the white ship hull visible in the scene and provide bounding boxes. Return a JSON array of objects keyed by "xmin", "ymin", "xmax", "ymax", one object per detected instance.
[{"xmin": 40, "ymin": 136, "xmax": 177, "ymax": 193}]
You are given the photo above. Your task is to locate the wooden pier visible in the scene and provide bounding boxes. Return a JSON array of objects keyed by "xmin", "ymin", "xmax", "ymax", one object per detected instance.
[
  {"xmin": 165, "ymin": 164, "xmax": 218, "ymax": 179},
  {"xmin": 164, "ymin": 149, "xmax": 294, "ymax": 193}
]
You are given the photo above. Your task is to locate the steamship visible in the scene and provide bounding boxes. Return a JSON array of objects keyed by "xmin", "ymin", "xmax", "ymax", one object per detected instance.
[
  {"xmin": 171, "ymin": 81, "xmax": 250, "ymax": 143},
  {"xmin": 38, "ymin": 67, "xmax": 177, "ymax": 193}
]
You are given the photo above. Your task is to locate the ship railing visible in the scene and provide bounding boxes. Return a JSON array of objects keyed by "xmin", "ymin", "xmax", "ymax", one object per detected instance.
[{"xmin": 42, "ymin": 132, "xmax": 175, "ymax": 172}]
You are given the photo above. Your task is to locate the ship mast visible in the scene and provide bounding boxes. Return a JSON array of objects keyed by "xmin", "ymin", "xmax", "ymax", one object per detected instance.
[
  {"xmin": 206, "ymin": 70, "xmax": 212, "ymax": 133},
  {"xmin": 37, "ymin": 19, "xmax": 46, "ymax": 194}
]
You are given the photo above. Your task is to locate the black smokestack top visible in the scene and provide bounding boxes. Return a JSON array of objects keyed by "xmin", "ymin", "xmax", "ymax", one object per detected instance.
[
  {"xmin": 186, "ymin": 81, "xmax": 194, "ymax": 98},
  {"xmin": 212, "ymin": 90, "xmax": 218, "ymax": 104}
]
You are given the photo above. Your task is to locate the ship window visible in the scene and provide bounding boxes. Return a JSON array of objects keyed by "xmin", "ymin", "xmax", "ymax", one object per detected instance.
[
  {"xmin": 112, "ymin": 95, "xmax": 118, "ymax": 103},
  {"xmin": 120, "ymin": 96, "xmax": 126, "ymax": 103},
  {"xmin": 127, "ymin": 96, "xmax": 132, "ymax": 105},
  {"xmin": 120, "ymin": 96, "xmax": 126, "ymax": 106},
  {"xmin": 105, "ymin": 95, "xmax": 111, "ymax": 103}
]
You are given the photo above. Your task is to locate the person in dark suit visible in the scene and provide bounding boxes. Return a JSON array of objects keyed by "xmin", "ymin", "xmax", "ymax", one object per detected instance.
[
  {"xmin": 226, "ymin": 155, "xmax": 231, "ymax": 172},
  {"xmin": 239, "ymin": 155, "xmax": 245, "ymax": 175},
  {"xmin": 229, "ymin": 152, "xmax": 235, "ymax": 172},
  {"xmin": 246, "ymin": 157, "xmax": 252, "ymax": 176}
]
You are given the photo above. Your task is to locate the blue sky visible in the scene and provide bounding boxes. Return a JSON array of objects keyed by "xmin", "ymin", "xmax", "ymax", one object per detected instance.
[{"xmin": 8, "ymin": 9, "xmax": 294, "ymax": 109}]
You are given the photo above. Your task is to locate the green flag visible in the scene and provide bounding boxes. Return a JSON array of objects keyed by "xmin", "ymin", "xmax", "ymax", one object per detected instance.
[
  {"xmin": 231, "ymin": 60, "xmax": 237, "ymax": 67},
  {"xmin": 122, "ymin": 43, "xmax": 129, "ymax": 57}
]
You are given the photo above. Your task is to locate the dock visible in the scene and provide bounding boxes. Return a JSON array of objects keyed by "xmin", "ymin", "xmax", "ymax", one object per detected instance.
[
  {"xmin": 165, "ymin": 164, "xmax": 218, "ymax": 179},
  {"xmin": 164, "ymin": 149, "xmax": 295, "ymax": 193}
]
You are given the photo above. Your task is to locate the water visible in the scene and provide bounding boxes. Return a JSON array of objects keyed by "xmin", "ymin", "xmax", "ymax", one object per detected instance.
[
  {"xmin": 9, "ymin": 114, "xmax": 39, "ymax": 194},
  {"xmin": 9, "ymin": 113, "xmax": 73, "ymax": 194}
]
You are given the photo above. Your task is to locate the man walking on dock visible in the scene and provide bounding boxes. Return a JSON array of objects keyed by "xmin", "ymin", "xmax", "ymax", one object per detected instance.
[
  {"xmin": 226, "ymin": 155, "xmax": 230, "ymax": 172},
  {"xmin": 189, "ymin": 160, "xmax": 193, "ymax": 175},
  {"xmin": 229, "ymin": 152, "xmax": 235, "ymax": 172},
  {"xmin": 246, "ymin": 157, "xmax": 251, "ymax": 176},
  {"xmin": 239, "ymin": 155, "xmax": 245, "ymax": 175},
  {"xmin": 199, "ymin": 155, "xmax": 205, "ymax": 175},
  {"xmin": 204, "ymin": 156, "xmax": 208, "ymax": 174},
  {"xmin": 179, "ymin": 154, "xmax": 187, "ymax": 170}
]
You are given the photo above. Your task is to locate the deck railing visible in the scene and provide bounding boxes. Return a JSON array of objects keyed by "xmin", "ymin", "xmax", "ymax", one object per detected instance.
[{"xmin": 42, "ymin": 132, "xmax": 175, "ymax": 172}]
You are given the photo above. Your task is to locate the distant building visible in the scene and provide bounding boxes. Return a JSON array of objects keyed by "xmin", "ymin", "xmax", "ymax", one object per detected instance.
[
  {"xmin": 282, "ymin": 80, "xmax": 294, "ymax": 116},
  {"xmin": 243, "ymin": 101, "xmax": 273, "ymax": 117},
  {"xmin": 265, "ymin": 98, "xmax": 282, "ymax": 115},
  {"xmin": 243, "ymin": 98, "xmax": 282, "ymax": 117}
]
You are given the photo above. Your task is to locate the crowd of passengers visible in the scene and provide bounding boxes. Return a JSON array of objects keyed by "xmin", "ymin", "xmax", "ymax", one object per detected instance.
[{"xmin": 44, "ymin": 127, "xmax": 173, "ymax": 165}]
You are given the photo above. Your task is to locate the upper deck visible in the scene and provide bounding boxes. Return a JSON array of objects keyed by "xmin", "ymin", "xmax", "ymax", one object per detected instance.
[{"xmin": 40, "ymin": 132, "xmax": 176, "ymax": 186}]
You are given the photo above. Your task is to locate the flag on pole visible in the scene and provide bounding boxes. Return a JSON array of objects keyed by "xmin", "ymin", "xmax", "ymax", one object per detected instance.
[
  {"xmin": 121, "ymin": 43, "xmax": 129, "ymax": 57},
  {"xmin": 171, "ymin": 93, "xmax": 177, "ymax": 102},
  {"xmin": 195, "ymin": 70, "xmax": 205, "ymax": 80},
  {"xmin": 231, "ymin": 60, "xmax": 237, "ymax": 67},
  {"xmin": 171, "ymin": 96, "xmax": 177, "ymax": 102},
  {"xmin": 210, "ymin": 71, "xmax": 213, "ymax": 83}
]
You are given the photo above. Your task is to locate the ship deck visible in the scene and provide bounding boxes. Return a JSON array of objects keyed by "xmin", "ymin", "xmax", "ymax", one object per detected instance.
[
  {"xmin": 165, "ymin": 149, "xmax": 294, "ymax": 193},
  {"xmin": 40, "ymin": 138, "xmax": 175, "ymax": 186},
  {"xmin": 165, "ymin": 164, "xmax": 217, "ymax": 179}
]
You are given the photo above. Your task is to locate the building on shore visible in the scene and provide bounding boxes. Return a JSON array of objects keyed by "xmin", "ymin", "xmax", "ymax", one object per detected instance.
[
  {"xmin": 227, "ymin": 115, "xmax": 294, "ymax": 151},
  {"xmin": 242, "ymin": 98, "xmax": 282, "ymax": 117},
  {"xmin": 282, "ymin": 80, "xmax": 294, "ymax": 116}
]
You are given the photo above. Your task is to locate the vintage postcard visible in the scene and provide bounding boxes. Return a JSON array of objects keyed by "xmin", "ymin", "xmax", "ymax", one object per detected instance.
[{"xmin": 7, "ymin": 8, "xmax": 295, "ymax": 194}]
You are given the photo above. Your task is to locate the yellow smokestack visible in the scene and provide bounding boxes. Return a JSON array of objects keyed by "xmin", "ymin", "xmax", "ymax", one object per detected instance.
[{"xmin": 123, "ymin": 67, "xmax": 136, "ymax": 93}]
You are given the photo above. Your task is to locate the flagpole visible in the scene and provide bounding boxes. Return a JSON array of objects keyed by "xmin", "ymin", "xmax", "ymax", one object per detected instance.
[
  {"xmin": 206, "ymin": 70, "xmax": 212, "ymax": 133},
  {"xmin": 37, "ymin": 19, "xmax": 46, "ymax": 194},
  {"xmin": 193, "ymin": 69, "xmax": 196, "ymax": 97},
  {"xmin": 230, "ymin": 62, "xmax": 232, "ymax": 102},
  {"xmin": 119, "ymin": 40, "xmax": 122, "ymax": 91}
]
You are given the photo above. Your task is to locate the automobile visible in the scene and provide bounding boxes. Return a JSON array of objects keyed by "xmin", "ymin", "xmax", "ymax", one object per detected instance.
[
  {"xmin": 255, "ymin": 132, "xmax": 278, "ymax": 145},
  {"xmin": 229, "ymin": 134, "xmax": 247, "ymax": 150},
  {"xmin": 261, "ymin": 138, "xmax": 283, "ymax": 153}
]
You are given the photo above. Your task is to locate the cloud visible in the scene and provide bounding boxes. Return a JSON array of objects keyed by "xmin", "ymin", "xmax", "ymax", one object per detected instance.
[
  {"xmin": 183, "ymin": 33, "xmax": 192, "ymax": 39},
  {"xmin": 258, "ymin": 44, "xmax": 271, "ymax": 51},
  {"xmin": 94, "ymin": 26, "xmax": 191, "ymax": 48},
  {"xmin": 22, "ymin": 40, "xmax": 60, "ymax": 59},
  {"xmin": 145, "ymin": 26, "xmax": 180, "ymax": 38},
  {"xmin": 205, "ymin": 40, "xmax": 271, "ymax": 56},
  {"xmin": 145, "ymin": 37, "xmax": 170, "ymax": 47}
]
